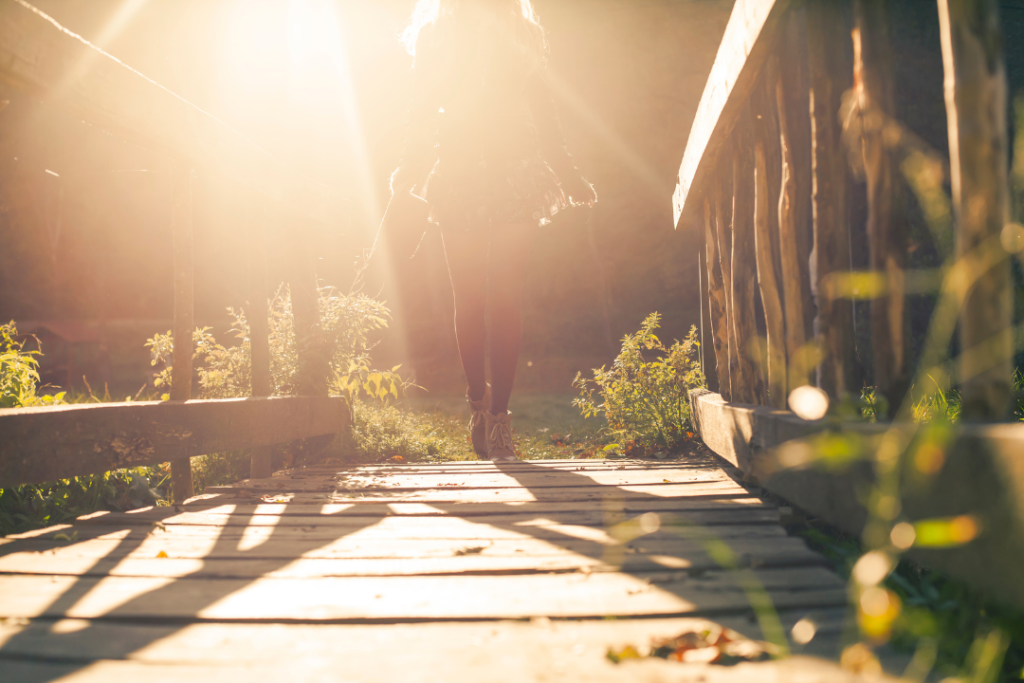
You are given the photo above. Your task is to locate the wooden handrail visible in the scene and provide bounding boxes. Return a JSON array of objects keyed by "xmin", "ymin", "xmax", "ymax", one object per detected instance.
[
  {"xmin": 690, "ymin": 388, "xmax": 1024, "ymax": 612},
  {"xmin": 0, "ymin": 0, "xmax": 345, "ymax": 227},
  {"xmin": 672, "ymin": 0, "xmax": 792, "ymax": 231},
  {"xmin": 0, "ymin": 396, "xmax": 348, "ymax": 487}
]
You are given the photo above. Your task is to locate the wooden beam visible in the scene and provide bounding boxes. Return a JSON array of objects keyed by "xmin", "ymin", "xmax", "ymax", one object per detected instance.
[
  {"xmin": 0, "ymin": 396, "xmax": 348, "ymax": 486},
  {"xmin": 0, "ymin": 0, "xmax": 345, "ymax": 227},
  {"xmin": 807, "ymin": 0, "xmax": 856, "ymax": 398},
  {"xmin": 753, "ymin": 76, "xmax": 787, "ymax": 409},
  {"xmin": 937, "ymin": 0, "xmax": 1013, "ymax": 419},
  {"xmin": 853, "ymin": 0, "xmax": 909, "ymax": 415},
  {"xmin": 288, "ymin": 222, "xmax": 329, "ymax": 397},
  {"xmin": 246, "ymin": 194, "xmax": 273, "ymax": 479},
  {"xmin": 169, "ymin": 163, "xmax": 194, "ymax": 503},
  {"xmin": 716, "ymin": 168, "xmax": 737, "ymax": 402},
  {"xmin": 673, "ymin": 0, "xmax": 793, "ymax": 230},
  {"xmin": 774, "ymin": 72, "xmax": 810, "ymax": 393},
  {"xmin": 690, "ymin": 387, "xmax": 1024, "ymax": 612},
  {"xmin": 704, "ymin": 197, "xmax": 731, "ymax": 397},
  {"xmin": 731, "ymin": 110, "xmax": 765, "ymax": 405}
]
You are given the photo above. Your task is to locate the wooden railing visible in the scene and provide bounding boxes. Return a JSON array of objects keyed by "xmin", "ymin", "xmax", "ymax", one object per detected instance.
[
  {"xmin": 0, "ymin": 0, "xmax": 349, "ymax": 498},
  {"xmin": 675, "ymin": 0, "xmax": 1024, "ymax": 610}
]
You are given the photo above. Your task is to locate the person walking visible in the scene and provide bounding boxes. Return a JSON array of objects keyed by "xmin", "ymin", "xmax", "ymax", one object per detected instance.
[{"xmin": 390, "ymin": 0, "xmax": 596, "ymax": 461}]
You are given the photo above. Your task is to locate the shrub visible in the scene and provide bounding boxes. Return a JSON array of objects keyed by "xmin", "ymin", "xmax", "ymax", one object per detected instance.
[
  {"xmin": 147, "ymin": 286, "xmax": 406, "ymax": 404},
  {"xmin": 0, "ymin": 321, "xmax": 65, "ymax": 408},
  {"xmin": 573, "ymin": 313, "xmax": 704, "ymax": 453}
]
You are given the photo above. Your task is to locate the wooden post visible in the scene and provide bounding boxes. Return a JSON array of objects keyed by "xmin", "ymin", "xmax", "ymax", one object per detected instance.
[
  {"xmin": 937, "ymin": 0, "xmax": 1013, "ymax": 419},
  {"xmin": 288, "ymin": 222, "xmax": 329, "ymax": 397},
  {"xmin": 732, "ymin": 108, "xmax": 766, "ymax": 405},
  {"xmin": 716, "ymin": 174, "xmax": 737, "ymax": 402},
  {"xmin": 775, "ymin": 73, "xmax": 810, "ymax": 393},
  {"xmin": 704, "ymin": 197, "xmax": 730, "ymax": 398},
  {"xmin": 169, "ymin": 163, "xmax": 194, "ymax": 502},
  {"xmin": 853, "ymin": 0, "xmax": 908, "ymax": 415},
  {"xmin": 752, "ymin": 75, "xmax": 788, "ymax": 410},
  {"xmin": 807, "ymin": 0, "xmax": 856, "ymax": 398},
  {"xmin": 247, "ymin": 195, "xmax": 273, "ymax": 479}
]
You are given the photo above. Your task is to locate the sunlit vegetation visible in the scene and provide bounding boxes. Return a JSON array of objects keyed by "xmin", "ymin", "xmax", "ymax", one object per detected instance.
[
  {"xmin": 795, "ymin": 516, "xmax": 1024, "ymax": 681},
  {"xmin": 573, "ymin": 313, "xmax": 704, "ymax": 455}
]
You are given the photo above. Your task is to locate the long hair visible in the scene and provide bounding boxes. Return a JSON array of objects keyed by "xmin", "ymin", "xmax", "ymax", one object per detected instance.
[{"xmin": 400, "ymin": 0, "xmax": 547, "ymax": 64}]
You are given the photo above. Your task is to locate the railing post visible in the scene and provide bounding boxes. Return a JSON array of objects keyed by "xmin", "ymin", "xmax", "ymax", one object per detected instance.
[
  {"xmin": 169, "ymin": 162, "xmax": 194, "ymax": 502},
  {"xmin": 752, "ymin": 69, "xmax": 788, "ymax": 409},
  {"xmin": 937, "ymin": 0, "xmax": 1013, "ymax": 419},
  {"xmin": 853, "ymin": 0, "xmax": 908, "ymax": 415},
  {"xmin": 775, "ymin": 66, "xmax": 811, "ymax": 395},
  {"xmin": 732, "ymin": 108, "xmax": 766, "ymax": 405},
  {"xmin": 247, "ymin": 194, "xmax": 273, "ymax": 478},
  {"xmin": 704, "ymin": 197, "xmax": 730, "ymax": 397},
  {"xmin": 716, "ymin": 162, "xmax": 737, "ymax": 402},
  {"xmin": 289, "ymin": 222, "xmax": 329, "ymax": 397},
  {"xmin": 807, "ymin": 0, "xmax": 856, "ymax": 399}
]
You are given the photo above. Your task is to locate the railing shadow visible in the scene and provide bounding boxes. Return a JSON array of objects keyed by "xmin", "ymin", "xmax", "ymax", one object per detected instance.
[{"xmin": 0, "ymin": 492, "xmax": 389, "ymax": 683}]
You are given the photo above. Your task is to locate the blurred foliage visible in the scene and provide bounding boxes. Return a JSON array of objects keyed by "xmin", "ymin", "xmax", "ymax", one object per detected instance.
[
  {"xmin": 796, "ymin": 519, "xmax": 1023, "ymax": 682},
  {"xmin": 147, "ymin": 286, "xmax": 406, "ymax": 405},
  {"xmin": 0, "ymin": 321, "xmax": 170, "ymax": 535},
  {"xmin": 574, "ymin": 313, "xmax": 704, "ymax": 453},
  {"xmin": 0, "ymin": 321, "xmax": 65, "ymax": 408}
]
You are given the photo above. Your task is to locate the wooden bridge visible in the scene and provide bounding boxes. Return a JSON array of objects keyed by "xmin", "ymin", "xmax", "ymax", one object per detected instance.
[{"xmin": 1, "ymin": 0, "xmax": 1022, "ymax": 680}]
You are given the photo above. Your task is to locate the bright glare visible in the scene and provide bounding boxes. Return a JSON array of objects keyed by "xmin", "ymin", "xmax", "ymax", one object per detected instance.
[
  {"xmin": 852, "ymin": 550, "xmax": 892, "ymax": 587},
  {"xmin": 791, "ymin": 618, "xmax": 817, "ymax": 645},
  {"xmin": 288, "ymin": 0, "xmax": 345, "ymax": 68},
  {"xmin": 890, "ymin": 522, "xmax": 916, "ymax": 549},
  {"xmin": 788, "ymin": 385, "xmax": 829, "ymax": 420}
]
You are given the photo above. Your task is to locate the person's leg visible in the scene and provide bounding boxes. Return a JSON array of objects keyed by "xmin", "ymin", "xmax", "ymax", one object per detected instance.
[
  {"xmin": 442, "ymin": 228, "xmax": 489, "ymax": 401},
  {"xmin": 488, "ymin": 221, "xmax": 540, "ymax": 414}
]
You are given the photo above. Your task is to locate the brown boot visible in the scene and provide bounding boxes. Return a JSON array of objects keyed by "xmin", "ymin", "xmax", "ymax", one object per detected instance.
[
  {"xmin": 484, "ymin": 411, "xmax": 517, "ymax": 462},
  {"xmin": 467, "ymin": 384, "xmax": 491, "ymax": 456}
]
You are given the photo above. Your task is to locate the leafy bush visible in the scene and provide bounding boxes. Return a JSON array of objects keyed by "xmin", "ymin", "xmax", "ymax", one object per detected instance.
[
  {"xmin": 0, "ymin": 321, "xmax": 170, "ymax": 535},
  {"xmin": 0, "ymin": 322, "xmax": 65, "ymax": 408},
  {"xmin": 147, "ymin": 286, "xmax": 406, "ymax": 404},
  {"xmin": 573, "ymin": 313, "xmax": 704, "ymax": 453}
]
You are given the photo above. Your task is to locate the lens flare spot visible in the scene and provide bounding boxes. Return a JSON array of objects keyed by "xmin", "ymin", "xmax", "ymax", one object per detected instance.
[
  {"xmin": 791, "ymin": 618, "xmax": 817, "ymax": 645},
  {"xmin": 852, "ymin": 551, "xmax": 892, "ymax": 587},
  {"xmin": 788, "ymin": 385, "xmax": 829, "ymax": 420},
  {"xmin": 890, "ymin": 522, "xmax": 916, "ymax": 550}
]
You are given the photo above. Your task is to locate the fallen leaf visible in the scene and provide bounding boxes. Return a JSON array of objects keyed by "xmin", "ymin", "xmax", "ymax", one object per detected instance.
[
  {"xmin": 156, "ymin": 550, "xmax": 168, "ymax": 558},
  {"xmin": 455, "ymin": 545, "xmax": 487, "ymax": 556}
]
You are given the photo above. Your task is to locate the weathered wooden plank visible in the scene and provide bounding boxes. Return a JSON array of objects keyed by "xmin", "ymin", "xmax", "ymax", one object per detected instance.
[
  {"xmin": 0, "ymin": 566, "xmax": 846, "ymax": 621},
  {"xmin": 0, "ymin": 615, "xmax": 900, "ymax": 683},
  {"xmin": 0, "ymin": 0, "xmax": 344, "ymax": 227},
  {"xmin": 286, "ymin": 221, "xmax": 330, "ymax": 397},
  {"xmin": 774, "ymin": 46, "xmax": 811, "ymax": 391},
  {"xmin": 241, "ymin": 468, "xmax": 736, "ymax": 490},
  {"xmin": 690, "ymin": 388, "xmax": 1024, "ymax": 611},
  {"xmin": 7, "ymin": 522, "xmax": 788, "ymax": 544},
  {"xmin": 715, "ymin": 179, "xmax": 738, "ymax": 403},
  {"xmin": 937, "ymin": 0, "xmax": 1014, "ymax": 419},
  {"xmin": 168, "ymin": 496, "xmax": 772, "ymax": 515},
  {"xmin": 673, "ymin": 0, "xmax": 793, "ymax": 230},
  {"xmin": 0, "ymin": 539, "xmax": 826, "ymax": 578},
  {"xmin": 806, "ymin": 0, "xmax": 856, "ymax": 398},
  {"xmin": 752, "ymin": 74, "xmax": 787, "ymax": 409},
  {"xmin": 0, "ymin": 396, "xmax": 348, "ymax": 486},
  {"xmin": 730, "ymin": 109, "xmax": 765, "ymax": 405},
  {"xmin": 66, "ymin": 507, "xmax": 781, "ymax": 530},
  {"xmin": 169, "ymin": 163, "xmax": 195, "ymax": 503},
  {"xmin": 704, "ymin": 198, "xmax": 732, "ymax": 397},
  {"xmin": 199, "ymin": 481, "xmax": 752, "ymax": 504},
  {"xmin": 853, "ymin": 0, "xmax": 908, "ymax": 414}
]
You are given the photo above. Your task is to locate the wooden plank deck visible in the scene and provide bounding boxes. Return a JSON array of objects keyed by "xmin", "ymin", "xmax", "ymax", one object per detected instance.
[{"xmin": 0, "ymin": 456, "xmax": 899, "ymax": 681}]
